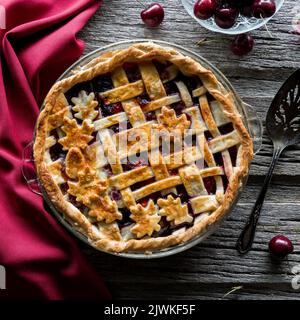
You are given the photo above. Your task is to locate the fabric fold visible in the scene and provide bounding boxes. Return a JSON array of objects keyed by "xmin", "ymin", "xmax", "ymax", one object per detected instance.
[{"xmin": 0, "ymin": 0, "xmax": 111, "ymax": 300}]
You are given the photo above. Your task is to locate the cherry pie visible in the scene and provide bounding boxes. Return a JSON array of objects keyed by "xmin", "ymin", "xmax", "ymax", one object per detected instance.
[{"xmin": 34, "ymin": 43, "xmax": 253, "ymax": 253}]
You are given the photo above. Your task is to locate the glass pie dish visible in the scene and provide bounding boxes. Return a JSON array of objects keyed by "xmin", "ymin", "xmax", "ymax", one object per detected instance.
[
  {"xmin": 23, "ymin": 40, "xmax": 262, "ymax": 259},
  {"xmin": 181, "ymin": 0, "xmax": 285, "ymax": 35}
]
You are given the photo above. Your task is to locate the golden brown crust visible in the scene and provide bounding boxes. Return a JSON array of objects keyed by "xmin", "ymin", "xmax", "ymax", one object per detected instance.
[{"xmin": 34, "ymin": 42, "xmax": 253, "ymax": 253}]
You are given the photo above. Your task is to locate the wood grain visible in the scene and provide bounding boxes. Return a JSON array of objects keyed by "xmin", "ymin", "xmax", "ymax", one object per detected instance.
[{"xmin": 77, "ymin": 0, "xmax": 300, "ymax": 300}]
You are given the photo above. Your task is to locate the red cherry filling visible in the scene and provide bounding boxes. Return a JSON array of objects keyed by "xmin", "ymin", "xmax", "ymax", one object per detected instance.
[
  {"xmin": 110, "ymin": 121, "xmax": 132, "ymax": 134},
  {"xmin": 93, "ymin": 74, "xmax": 113, "ymax": 92},
  {"xmin": 103, "ymin": 165, "xmax": 113, "ymax": 177},
  {"xmin": 123, "ymin": 156, "xmax": 148, "ymax": 172},
  {"xmin": 123, "ymin": 63, "xmax": 141, "ymax": 82},
  {"xmin": 49, "ymin": 143, "xmax": 66, "ymax": 162},
  {"xmin": 140, "ymin": 198, "xmax": 149, "ymax": 207},
  {"xmin": 153, "ymin": 216, "xmax": 171, "ymax": 237},
  {"xmin": 131, "ymin": 177, "xmax": 156, "ymax": 191},
  {"xmin": 203, "ymin": 176, "xmax": 216, "ymax": 194},
  {"xmin": 172, "ymin": 102, "xmax": 185, "ymax": 115},
  {"xmin": 137, "ymin": 95, "xmax": 150, "ymax": 108},
  {"xmin": 176, "ymin": 185, "xmax": 190, "ymax": 203},
  {"xmin": 68, "ymin": 194, "xmax": 89, "ymax": 212},
  {"xmin": 145, "ymin": 111, "xmax": 156, "ymax": 121},
  {"xmin": 204, "ymin": 130, "xmax": 214, "ymax": 142},
  {"xmin": 60, "ymin": 182, "xmax": 69, "ymax": 194},
  {"xmin": 118, "ymin": 208, "xmax": 133, "ymax": 227},
  {"xmin": 219, "ymin": 123, "xmax": 234, "ymax": 134},
  {"xmin": 138, "ymin": 192, "xmax": 161, "ymax": 207},
  {"xmin": 164, "ymin": 82, "xmax": 178, "ymax": 95},
  {"xmin": 65, "ymin": 81, "xmax": 94, "ymax": 105},
  {"xmin": 101, "ymin": 102, "xmax": 123, "ymax": 117},
  {"xmin": 228, "ymin": 146, "xmax": 237, "ymax": 167},
  {"xmin": 111, "ymin": 190, "xmax": 122, "ymax": 201}
]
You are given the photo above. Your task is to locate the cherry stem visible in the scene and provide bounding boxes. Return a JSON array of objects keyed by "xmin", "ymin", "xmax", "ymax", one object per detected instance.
[
  {"xmin": 196, "ymin": 38, "xmax": 230, "ymax": 46},
  {"xmin": 264, "ymin": 22, "xmax": 273, "ymax": 38},
  {"xmin": 260, "ymin": 14, "xmax": 274, "ymax": 38},
  {"xmin": 222, "ymin": 286, "xmax": 243, "ymax": 298}
]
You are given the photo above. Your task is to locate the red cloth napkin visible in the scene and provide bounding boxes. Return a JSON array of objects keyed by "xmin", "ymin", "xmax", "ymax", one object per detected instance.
[{"xmin": 0, "ymin": 0, "xmax": 111, "ymax": 300}]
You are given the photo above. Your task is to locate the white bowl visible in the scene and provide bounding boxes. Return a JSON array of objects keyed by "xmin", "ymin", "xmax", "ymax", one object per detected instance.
[{"xmin": 181, "ymin": 0, "xmax": 285, "ymax": 35}]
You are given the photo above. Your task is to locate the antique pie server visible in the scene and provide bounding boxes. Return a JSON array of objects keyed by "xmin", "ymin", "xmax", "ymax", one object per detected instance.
[{"xmin": 237, "ymin": 68, "xmax": 300, "ymax": 254}]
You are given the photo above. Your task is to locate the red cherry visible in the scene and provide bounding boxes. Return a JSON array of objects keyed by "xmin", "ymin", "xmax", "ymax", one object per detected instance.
[
  {"xmin": 231, "ymin": 33, "xmax": 254, "ymax": 56},
  {"xmin": 194, "ymin": 0, "xmax": 217, "ymax": 20},
  {"xmin": 252, "ymin": 0, "xmax": 276, "ymax": 18},
  {"xmin": 214, "ymin": 7, "xmax": 239, "ymax": 29},
  {"xmin": 141, "ymin": 3, "xmax": 164, "ymax": 28},
  {"xmin": 269, "ymin": 235, "xmax": 294, "ymax": 259},
  {"xmin": 240, "ymin": 5, "xmax": 254, "ymax": 17},
  {"xmin": 140, "ymin": 198, "xmax": 149, "ymax": 207}
]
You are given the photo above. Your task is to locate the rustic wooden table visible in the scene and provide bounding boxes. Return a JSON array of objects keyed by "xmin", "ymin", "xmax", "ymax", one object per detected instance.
[{"xmin": 77, "ymin": 0, "xmax": 300, "ymax": 299}]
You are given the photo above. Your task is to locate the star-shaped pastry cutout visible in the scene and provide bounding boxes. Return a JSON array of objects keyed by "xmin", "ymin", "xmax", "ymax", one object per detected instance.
[
  {"xmin": 158, "ymin": 195, "xmax": 193, "ymax": 225},
  {"xmin": 58, "ymin": 117, "xmax": 94, "ymax": 150},
  {"xmin": 153, "ymin": 106, "xmax": 190, "ymax": 135},
  {"xmin": 130, "ymin": 200, "xmax": 161, "ymax": 238},
  {"xmin": 71, "ymin": 90, "xmax": 98, "ymax": 120},
  {"xmin": 67, "ymin": 166, "xmax": 107, "ymax": 204},
  {"xmin": 87, "ymin": 195, "xmax": 122, "ymax": 224}
]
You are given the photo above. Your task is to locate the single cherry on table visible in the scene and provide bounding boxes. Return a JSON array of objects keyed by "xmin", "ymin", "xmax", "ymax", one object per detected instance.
[
  {"xmin": 269, "ymin": 235, "xmax": 294, "ymax": 259},
  {"xmin": 231, "ymin": 33, "xmax": 254, "ymax": 56},
  {"xmin": 141, "ymin": 2, "xmax": 165, "ymax": 28}
]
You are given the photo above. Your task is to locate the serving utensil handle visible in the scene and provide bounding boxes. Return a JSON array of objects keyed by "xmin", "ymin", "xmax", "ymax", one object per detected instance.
[{"xmin": 236, "ymin": 146, "xmax": 282, "ymax": 254}]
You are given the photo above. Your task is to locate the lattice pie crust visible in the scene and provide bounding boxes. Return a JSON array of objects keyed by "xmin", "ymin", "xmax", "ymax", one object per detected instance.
[{"xmin": 34, "ymin": 43, "xmax": 253, "ymax": 253}]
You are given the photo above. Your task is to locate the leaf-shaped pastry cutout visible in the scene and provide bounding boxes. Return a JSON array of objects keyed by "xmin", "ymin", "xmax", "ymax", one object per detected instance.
[
  {"xmin": 65, "ymin": 147, "xmax": 85, "ymax": 179},
  {"xmin": 58, "ymin": 117, "xmax": 94, "ymax": 150},
  {"xmin": 87, "ymin": 195, "xmax": 122, "ymax": 223},
  {"xmin": 154, "ymin": 106, "xmax": 190, "ymax": 134},
  {"xmin": 71, "ymin": 90, "xmax": 98, "ymax": 120},
  {"xmin": 158, "ymin": 195, "xmax": 193, "ymax": 225},
  {"xmin": 48, "ymin": 93, "xmax": 72, "ymax": 131},
  {"xmin": 130, "ymin": 200, "xmax": 161, "ymax": 238},
  {"xmin": 68, "ymin": 166, "xmax": 107, "ymax": 204}
]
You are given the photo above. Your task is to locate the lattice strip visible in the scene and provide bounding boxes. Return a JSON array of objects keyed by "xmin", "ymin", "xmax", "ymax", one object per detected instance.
[
  {"xmin": 99, "ymin": 80, "xmax": 144, "ymax": 104},
  {"xmin": 199, "ymin": 94, "xmax": 234, "ymax": 179},
  {"xmin": 132, "ymin": 176, "xmax": 182, "ymax": 201},
  {"xmin": 142, "ymin": 94, "xmax": 181, "ymax": 113},
  {"xmin": 139, "ymin": 62, "xmax": 166, "ymax": 100},
  {"xmin": 111, "ymin": 67, "xmax": 146, "ymax": 127},
  {"xmin": 190, "ymin": 195, "xmax": 219, "ymax": 214}
]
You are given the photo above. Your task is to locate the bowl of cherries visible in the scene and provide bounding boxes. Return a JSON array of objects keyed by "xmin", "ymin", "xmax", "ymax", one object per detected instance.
[{"xmin": 181, "ymin": 0, "xmax": 285, "ymax": 34}]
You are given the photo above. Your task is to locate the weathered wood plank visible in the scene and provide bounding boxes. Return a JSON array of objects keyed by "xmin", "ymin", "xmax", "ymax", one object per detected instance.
[{"xmin": 77, "ymin": 0, "xmax": 300, "ymax": 300}]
